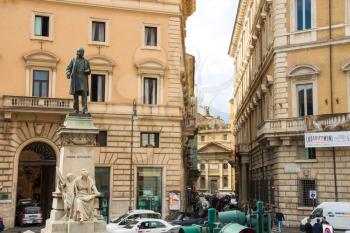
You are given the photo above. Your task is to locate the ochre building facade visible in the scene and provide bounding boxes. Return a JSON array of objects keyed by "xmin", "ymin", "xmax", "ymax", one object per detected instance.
[
  {"xmin": 230, "ymin": 0, "xmax": 350, "ymax": 226},
  {"xmin": 0, "ymin": 0, "xmax": 196, "ymax": 228}
]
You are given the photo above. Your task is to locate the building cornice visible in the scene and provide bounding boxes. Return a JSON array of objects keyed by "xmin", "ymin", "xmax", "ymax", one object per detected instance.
[
  {"xmin": 231, "ymin": 0, "xmax": 271, "ymax": 93},
  {"xmin": 38, "ymin": 0, "xmax": 182, "ymax": 16},
  {"xmin": 233, "ymin": 49, "xmax": 274, "ymax": 128},
  {"xmin": 228, "ymin": 0, "xmax": 249, "ymax": 56},
  {"xmin": 182, "ymin": 0, "xmax": 196, "ymax": 18}
]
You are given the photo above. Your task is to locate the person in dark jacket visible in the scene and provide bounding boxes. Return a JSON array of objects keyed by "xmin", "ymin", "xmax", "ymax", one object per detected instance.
[
  {"xmin": 321, "ymin": 216, "xmax": 329, "ymax": 225},
  {"xmin": 66, "ymin": 48, "xmax": 91, "ymax": 114},
  {"xmin": 275, "ymin": 211, "xmax": 285, "ymax": 232},
  {"xmin": 0, "ymin": 217, "xmax": 5, "ymax": 232},
  {"xmin": 305, "ymin": 218, "xmax": 313, "ymax": 233},
  {"xmin": 313, "ymin": 218, "xmax": 323, "ymax": 233}
]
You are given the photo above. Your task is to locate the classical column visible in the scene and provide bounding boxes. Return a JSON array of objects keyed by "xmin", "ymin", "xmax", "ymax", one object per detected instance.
[
  {"xmin": 52, "ymin": 68, "xmax": 57, "ymax": 97},
  {"xmin": 240, "ymin": 155, "xmax": 250, "ymax": 203},
  {"xmin": 205, "ymin": 162, "xmax": 209, "ymax": 191},
  {"xmin": 25, "ymin": 66, "xmax": 30, "ymax": 96},
  {"xmin": 219, "ymin": 163, "xmax": 223, "ymax": 190},
  {"xmin": 107, "ymin": 72, "xmax": 113, "ymax": 102},
  {"xmin": 228, "ymin": 163, "xmax": 232, "ymax": 191}
]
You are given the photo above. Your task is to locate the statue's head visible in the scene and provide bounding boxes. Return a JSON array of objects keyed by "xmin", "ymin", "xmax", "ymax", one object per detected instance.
[
  {"xmin": 81, "ymin": 168, "xmax": 89, "ymax": 178},
  {"xmin": 76, "ymin": 48, "xmax": 85, "ymax": 57},
  {"xmin": 66, "ymin": 173, "xmax": 74, "ymax": 182}
]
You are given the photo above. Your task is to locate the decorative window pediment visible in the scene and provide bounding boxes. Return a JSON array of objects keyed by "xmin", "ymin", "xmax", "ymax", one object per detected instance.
[
  {"xmin": 86, "ymin": 55, "xmax": 115, "ymax": 73},
  {"xmin": 341, "ymin": 59, "xmax": 350, "ymax": 72},
  {"xmin": 23, "ymin": 50, "xmax": 59, "ymax": 68},
  {"xmin": 136, "ymin": 58, "xmax": 166, "ymax": 77},
  {"xmin": 287, "ymin": 64, "xmax": 320, "ymax": 78}
]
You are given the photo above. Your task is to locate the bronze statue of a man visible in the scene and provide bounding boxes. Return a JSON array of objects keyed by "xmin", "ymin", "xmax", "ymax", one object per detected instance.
[{"xmin": 66, "ymin": 48, "xmax": 91, "ymax": 114}]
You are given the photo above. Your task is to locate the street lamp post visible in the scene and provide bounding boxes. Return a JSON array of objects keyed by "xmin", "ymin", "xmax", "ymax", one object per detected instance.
[{"xmin": 128, "ymin": 99, "xmax": 137, "ymax": 211}]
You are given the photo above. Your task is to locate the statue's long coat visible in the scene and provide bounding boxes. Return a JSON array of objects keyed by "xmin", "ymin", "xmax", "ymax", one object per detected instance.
[{"xmin": 66, "ymin": 57, "xmax": 91, "ymax": 95}]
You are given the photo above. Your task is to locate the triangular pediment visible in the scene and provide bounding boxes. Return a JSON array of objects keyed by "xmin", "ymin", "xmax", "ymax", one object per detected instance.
[
  {"xmin": 23, "ymin": 50, "xmax": 59, "ymax": 63},
  {"xmin": 198, "ymin": 142, "xmax": 232, "ymax": 154}
]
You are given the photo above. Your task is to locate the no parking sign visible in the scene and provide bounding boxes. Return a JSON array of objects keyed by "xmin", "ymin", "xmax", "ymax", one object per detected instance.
[
  {"xmin": 323, "ymin": 225, "xmax": 334, "ymax": 233},
  {"xmin": 309, "ymin": 190, "xmax": 317, "ymax": 199}
]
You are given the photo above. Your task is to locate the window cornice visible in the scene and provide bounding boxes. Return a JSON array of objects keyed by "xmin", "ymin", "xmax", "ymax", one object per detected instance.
[
  {"xmin": 86, "ymin": 54, "xmax": 116, "ymax": 73},
  {"xmin": 23, "ymin": 50, "xmax": 59, "ymax": 69},
  {"xmin": 287, "ymin": 64, "xmax": 320, "ymax": 78}
]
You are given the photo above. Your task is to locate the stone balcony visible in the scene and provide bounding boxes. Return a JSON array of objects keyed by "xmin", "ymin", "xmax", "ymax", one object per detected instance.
[
  {"xmin": 236, "ymin": 143, "xmax": 251, "ymax": 154},
  {"xmin": 0, "ymin": 95, "xmax": 184, "ymax": 119},
  {"xmin": 1, "ymin": 95, "xmax": 72, "ymax": 113},
  {"xmin": 256, "ymin": 117, "xmax": 306, "ymax": 146}
]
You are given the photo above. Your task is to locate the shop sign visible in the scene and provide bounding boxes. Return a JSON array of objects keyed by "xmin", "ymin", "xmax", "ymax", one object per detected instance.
[
  {"xmin": 0, "ymin": 193, "xmax": 9, "ymax": 200},
  {"xmin": 305, "ymin": 131, "xmax": 350, "ymax": 148},
  {"xmin": 169, "ymin": 192, "xmax": 180, "ymax": 210}
]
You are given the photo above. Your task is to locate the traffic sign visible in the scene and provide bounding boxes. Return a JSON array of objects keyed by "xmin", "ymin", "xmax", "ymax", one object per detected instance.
[
  {"xmin": 323, "ymin": 225, "xmax": 333, "ymax": 233},
  {"xmin": 309, "ymin": 190, "xmax": 317, "ymax": 199}
]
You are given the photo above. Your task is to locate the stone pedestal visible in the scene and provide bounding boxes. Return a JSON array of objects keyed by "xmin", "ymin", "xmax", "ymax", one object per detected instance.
[
  {"xmin": 58, "ymin": 114, "xmax": 98, "ymax": 178},
  {"xmin": 41, "ymin": 114, "xmax": 108, "ymax": 233}
]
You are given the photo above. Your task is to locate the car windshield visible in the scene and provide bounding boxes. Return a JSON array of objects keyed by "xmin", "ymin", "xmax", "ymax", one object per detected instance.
[
  {"xmin": 174, "ymin": 213, "xmax": 184, "ymax": 221},
  {"xmin": 124, "ymin": 220, "xmax": 139, "ymax": 229},
  {"xmin": 18, "ymin": 199, "xmax": 35, "ymax": 206},
  {"xmin": 25, "ymin": 207, "xmax": 40, "ymax": 214},
  {"xmin": 111, "ymin": 214, "xmax": 129, "ymax": 224}
]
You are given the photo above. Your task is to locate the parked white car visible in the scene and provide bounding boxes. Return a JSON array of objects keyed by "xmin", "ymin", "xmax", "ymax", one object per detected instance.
[
  {"xmin": 107, "ymin": 219, "xmax": 180, "ymax": 233},
  {"xmin": 107, "ymin": 210, "xmax": 161, "ymax": 232},
  {"xmin": 300, "ymin": 202, "xmax": 350, "ymax": 231}
]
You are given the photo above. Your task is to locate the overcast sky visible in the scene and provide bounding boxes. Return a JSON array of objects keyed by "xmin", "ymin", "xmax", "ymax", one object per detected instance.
[{"xmin": 186, "ymin": 0, "xmax": 238, "ymax": 123}]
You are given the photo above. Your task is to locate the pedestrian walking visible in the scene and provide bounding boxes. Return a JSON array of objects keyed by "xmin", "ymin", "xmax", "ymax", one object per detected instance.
[
  {"xmin": 0, "ymin": 217, "xmax": 4, "ymax": 232},
  {"xmin": 275, "ymin": 211, "xmax": 285, "ymax": 232},
  {"xmin": 313, "ymin": 218, "xmax": 323, "ymax": 233},
  {"xmin": 321, "ymin": 216, "xmax": 329, "ymax": 225},
  {"xmin": 305, "ymin": 218, "xmax": 313, "ymax": 233}
]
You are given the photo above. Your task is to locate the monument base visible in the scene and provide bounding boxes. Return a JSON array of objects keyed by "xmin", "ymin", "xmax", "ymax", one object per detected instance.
[
  {"xmin": 41, "ymin": 114, "xmax": 107, "ymax": 233},
  {"xmin": 41, "ymin": 220, "xmax": 107, "ymax": 233}
]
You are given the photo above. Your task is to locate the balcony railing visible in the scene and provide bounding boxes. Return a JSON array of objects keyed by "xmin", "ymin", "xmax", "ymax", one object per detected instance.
[
  {"xmin": 305, "ymin": 113, "xmax": 350, "ymax": 131},
  {"xmin": 2, "ymin": 95, "xmax": 72, "ymax": 110},
  {"xmin": 257, "ymin": 117, "xmax": 306, "ymax": 138}
]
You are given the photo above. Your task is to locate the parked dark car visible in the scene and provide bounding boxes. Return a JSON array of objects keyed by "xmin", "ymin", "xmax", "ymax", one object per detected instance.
[
  {"xmin": 167, "ymin": 212, "xmax": 206, "ymax": 226},
  {"xmin": 15, "ymin": 199, "xmax": 43, "ymax": 226}
]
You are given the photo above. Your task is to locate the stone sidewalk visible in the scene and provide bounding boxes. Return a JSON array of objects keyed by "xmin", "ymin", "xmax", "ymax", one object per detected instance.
[
  {"xmin": 272, "ymin": 227, "xmax": 346, "ymax": 233},
  {"xmin": 272, "ymin": 227, "xmax": 300, "ymax": 233},
  {"xmin": 3, "ymin": 226, "xmax": 43, "ymax": 233}
]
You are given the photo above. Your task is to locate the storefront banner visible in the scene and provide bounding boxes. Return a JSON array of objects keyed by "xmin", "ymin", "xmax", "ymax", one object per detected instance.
[
  {"xmin": 169, "ymin": 192, "xmax": 180, "ymax": 210},
  {"xmin": 305, "ymin": 131, "xmax": 350, "ymax": 148}
]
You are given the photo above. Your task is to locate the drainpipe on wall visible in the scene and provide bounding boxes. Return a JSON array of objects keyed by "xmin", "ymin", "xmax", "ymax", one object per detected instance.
[{"xmin": 328, "ymin": 0, "xmax": 339, "ymax": 202}]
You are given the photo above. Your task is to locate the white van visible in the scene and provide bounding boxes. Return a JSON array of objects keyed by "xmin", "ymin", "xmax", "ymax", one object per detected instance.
[
  {"xmin": 300, "ymin": 202, "xmax": 350, "ymax": 231},
  {"xmin": 107, "ymin": 210, "xmax": 161, "ymax": 233}
]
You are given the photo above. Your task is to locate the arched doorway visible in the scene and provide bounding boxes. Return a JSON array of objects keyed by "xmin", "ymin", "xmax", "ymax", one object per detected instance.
[{"xmin": 16, "ymin": 142, "xmax": 57, "ymax": 223}]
